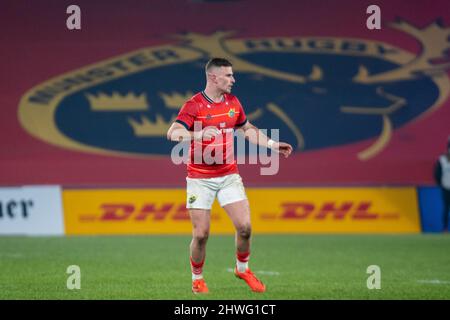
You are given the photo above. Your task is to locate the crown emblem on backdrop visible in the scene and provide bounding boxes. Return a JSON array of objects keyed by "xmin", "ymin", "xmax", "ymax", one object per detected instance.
[
  {"xmin": 86, "ymin": 92, "xmax": 149, "ymax": 111},
  {"xmin": 159, "ymin": 91, "xmax": 193, "ymax": 109},
  {"xmin": 128, "ymin": 115, "xmax": 176, "ymax": 136}
]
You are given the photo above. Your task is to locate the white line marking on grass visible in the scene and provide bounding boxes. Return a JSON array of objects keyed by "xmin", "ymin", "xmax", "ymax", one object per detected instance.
[
  {"xmin": 417, "ymin": 280, "xmax": 450, "ymax": 285},
  {"xmin": 226, "ymin": 268, "xmax": 280, "ymax": 276},
  {"xmin": 0, "ymin": 253, "xmax": 24, "ymax": 258}
]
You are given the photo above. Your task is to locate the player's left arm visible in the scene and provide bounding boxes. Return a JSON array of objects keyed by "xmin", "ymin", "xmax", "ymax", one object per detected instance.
[{"xmin": 237, "ymin": 121, "xmax": 293, "ymax": 158}]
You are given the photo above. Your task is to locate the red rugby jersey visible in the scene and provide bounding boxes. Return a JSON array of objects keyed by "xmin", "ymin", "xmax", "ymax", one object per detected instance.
[{"xmin": 175, "ymin": 91, "xmax": 247, "ymax": 178}]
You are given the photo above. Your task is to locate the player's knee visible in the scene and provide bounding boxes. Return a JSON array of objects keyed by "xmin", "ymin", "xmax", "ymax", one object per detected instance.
[
  {"xmin": 237, "ymin": 224, "xmax": 252, "ymax": 240},
  {"xmin": 194, "ymin": 230, "xmax": 210, "ymax": 244}
]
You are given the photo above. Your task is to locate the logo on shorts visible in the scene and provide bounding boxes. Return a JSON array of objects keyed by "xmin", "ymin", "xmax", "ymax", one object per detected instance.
[
  {"xmin": 18, "ymin": 20, "xmax": 450, "ymax": 160},
  {"xmin": 188, "ymin": 195, "xmax": 197, "ymax": 204}
]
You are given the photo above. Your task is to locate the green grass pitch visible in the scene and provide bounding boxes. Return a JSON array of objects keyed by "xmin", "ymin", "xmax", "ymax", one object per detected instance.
[{"xmin": 1, "ymin": 235, "xmax": 449, "ymax": 299}]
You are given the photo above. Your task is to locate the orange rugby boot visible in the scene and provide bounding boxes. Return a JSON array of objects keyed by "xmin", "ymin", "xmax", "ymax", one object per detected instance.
[
  {"xmin": 192, "ymin": 278, "xmax": 209, "ymax": 294},
  {"xmin": 234, "ymin": 267, "xmax": 266, "ymax": 293}
]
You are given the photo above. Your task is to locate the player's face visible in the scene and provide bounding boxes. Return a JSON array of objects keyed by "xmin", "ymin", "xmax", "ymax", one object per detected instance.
[{"xmin": 214, "ymin": 66, "xmax": 235, "ymax": 94}]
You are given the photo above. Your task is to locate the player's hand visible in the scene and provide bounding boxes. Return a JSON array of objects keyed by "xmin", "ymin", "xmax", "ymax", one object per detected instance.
[
  {"xmin": 200, "ymin": 127, "xmax": 221, "ymax": 141},
  {"xmin": 273, "ymin": 141, "xmax": 293, "ymax": 158}
]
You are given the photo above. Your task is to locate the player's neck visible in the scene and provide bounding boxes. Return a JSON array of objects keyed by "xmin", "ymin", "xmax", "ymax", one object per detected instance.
[{"xmin": 203, "ymin": 87, "xmax": 224, "ymax": 103}]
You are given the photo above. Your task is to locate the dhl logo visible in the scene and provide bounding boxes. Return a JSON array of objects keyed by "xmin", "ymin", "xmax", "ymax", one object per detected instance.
[
  {"xmin": 262, "ymin": 201, "xmax": 399, "ymax": 220},
  {"xmin": 77, "ymin": 200, "xmax": 400, "ymax": 222},
  {"xmin": 79, "ymin": 203, "xmax": 221, "ymax": 222}
]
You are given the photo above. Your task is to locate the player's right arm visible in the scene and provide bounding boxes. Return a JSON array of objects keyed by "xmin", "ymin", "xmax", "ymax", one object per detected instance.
[
  {"xmin": 167, "ymin": 100, "xmax": 220, "ymax": 142},
  {"xmin": 167, "ymin": 122, "xmax": 220, "ymax": 142},
  {"xmin": 167, "ymin": 122, "xmax": 194, "ymax": 142},
  {"xmin": 167, "ymin": 100, "xmax": 198, "ymax": 142}
]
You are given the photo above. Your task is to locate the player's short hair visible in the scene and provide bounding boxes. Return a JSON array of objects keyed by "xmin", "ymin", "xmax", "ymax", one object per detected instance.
[{"xmin": 205, "ymin": 58, "xmax": 232, "ymax": 72}]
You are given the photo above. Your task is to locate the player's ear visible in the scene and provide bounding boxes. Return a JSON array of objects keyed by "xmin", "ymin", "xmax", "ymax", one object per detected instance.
[{"xmin": 210, "ymin": 72, "xmax": 220, "ymax": 83}]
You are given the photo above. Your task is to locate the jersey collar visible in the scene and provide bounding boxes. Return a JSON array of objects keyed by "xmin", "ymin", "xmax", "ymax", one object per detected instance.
[{"xmin": 202, "ymin": 91, "xmax": 225, "ymax": 104}]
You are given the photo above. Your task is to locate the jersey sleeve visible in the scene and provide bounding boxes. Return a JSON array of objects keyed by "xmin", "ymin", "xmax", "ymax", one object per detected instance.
[
  {"xmin": 235, "ymin": 97, "xmax": 248, "ymax": 127},
  {"xmin": 176, "ymin": 101, "xmax": 198, "ymax": 130}
]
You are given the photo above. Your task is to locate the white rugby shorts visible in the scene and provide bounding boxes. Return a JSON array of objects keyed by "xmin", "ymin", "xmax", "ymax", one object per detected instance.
[{"xmin": 186, "ymin": 173, "xmax": 247, "ymax": 209}]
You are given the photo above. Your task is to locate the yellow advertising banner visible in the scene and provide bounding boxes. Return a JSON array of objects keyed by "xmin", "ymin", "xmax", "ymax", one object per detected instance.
[{"xmin": 63, "ymin": 187, "xmax": 420, "ymax": 235}]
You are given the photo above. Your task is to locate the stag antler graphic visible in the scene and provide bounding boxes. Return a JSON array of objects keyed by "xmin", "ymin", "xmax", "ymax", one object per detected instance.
[
  {"xmin": 354, "ymin": 20, "xmax": 450, "ymax": 83},
  {"xmin": 174, "ymin": 32, "xmax": 322, "ymax": 84}
]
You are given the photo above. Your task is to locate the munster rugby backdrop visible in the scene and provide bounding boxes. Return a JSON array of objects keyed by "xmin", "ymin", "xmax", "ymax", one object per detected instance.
[{"xmin": 1, "ymin": 0, "xmax": 450, "ymax": 186}]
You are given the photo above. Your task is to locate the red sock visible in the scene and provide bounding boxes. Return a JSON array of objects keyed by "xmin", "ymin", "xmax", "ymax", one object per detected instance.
[
  {"xmin": 190, "ymin": 256, "xmax": 205, "ymax": 278},
  {"xmin": 236, "ymin": 251, "xmax": 250, "ymax": 272},
  {"xmin": 236, "ymin": 251, "xmax": 250, "ymax": 263}
]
